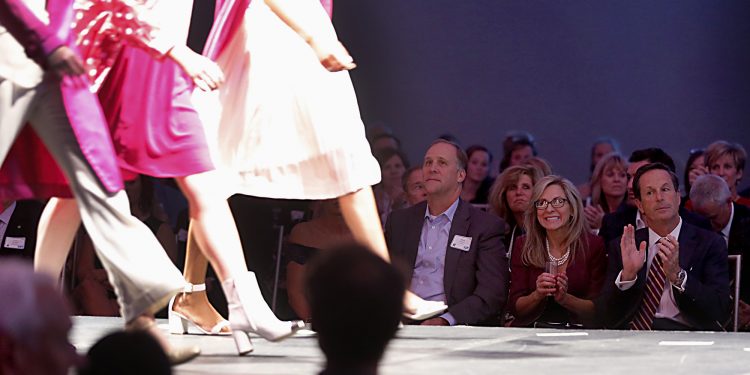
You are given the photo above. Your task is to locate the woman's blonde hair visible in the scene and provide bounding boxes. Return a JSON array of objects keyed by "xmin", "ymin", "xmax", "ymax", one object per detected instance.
[
  {"xmin": 521, "ymin": 175, "xmax": 587, "ymax": 268},
  {"xmin": 488, "ymin": 165, "xmax": 543, "ymax": 231},
  {"xmin": 589, "ymin": 152, "xmax": 627, "ymax": 212}
]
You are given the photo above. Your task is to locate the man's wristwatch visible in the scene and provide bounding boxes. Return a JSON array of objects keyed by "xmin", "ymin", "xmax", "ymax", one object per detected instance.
[{"xmin": 672, "ymin": 269, "xmax": 687, "ymax": 292}]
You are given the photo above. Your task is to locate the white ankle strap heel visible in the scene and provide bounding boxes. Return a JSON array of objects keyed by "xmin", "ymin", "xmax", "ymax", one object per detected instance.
[{"xmin": 168, "ymin": 283, "xmax": 231, "ymax": 336}]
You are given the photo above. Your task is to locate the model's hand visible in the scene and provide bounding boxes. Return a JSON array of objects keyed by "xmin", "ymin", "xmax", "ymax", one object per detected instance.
[
  {"xmin": 308, "ymin": 38, "xmax": 356, "ymax": 72},
  {"xmin": 47, "ymin": 46, "xmax": 85, "ymax": 77},
  {"xmin": 620, "ymin": 224, "xmax": 646, "ymax": 281},
  {"xmin": 584, "ymin": 204, "xmax": 606, "ymax": 230},
  {"xmin": 657, "ymin": 235, "xmax": 681, "ymax": 284},
  {"xmin": 168, "ymin": 45, "xmax": 225, "ymax": 91}
]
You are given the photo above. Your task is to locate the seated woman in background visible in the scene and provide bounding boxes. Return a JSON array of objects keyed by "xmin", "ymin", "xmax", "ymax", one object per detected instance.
[
  {"xmin": 285, "ymin": 200, "xmax": 353, "ymax": 321},
  {"xmin": 509, "ymin": 176, "xmax": 606, "ymax": 328},
  {"xmin": 583, "ymin": 153, "xmax": 628, "ymax": 232},
  {"xmin": 488, "ymin": 165, "xmax": 544, "ymax": 258},
  {"xmin": 373, "ymin": 149, "xmax": 409, "ymax": 223},
  {"xmin": 578, "ymin": 137, "xmax": 620, "ymax": 198},
  {"xmin": 682, "ymin": 148, "xmax": 706, "ymax": 208},
  {"xmin": 462, "ymin": 145, "xmax": 494, "ymax": 204}
]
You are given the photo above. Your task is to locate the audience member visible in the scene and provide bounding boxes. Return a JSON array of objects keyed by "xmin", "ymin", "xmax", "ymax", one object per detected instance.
[
  {"xmin": 598, "ymin": 163, "xmax": 729, "ymax": 330},
  {"xmin": 385, "ymin": 139, "xmax": 508, "ymax": 326},
  {"xmin": 488, "ymin": 165, "xmax": 544, "ymax": 258},
  {"xmin": 402, "ymin": 166, "xmax": 427, "ymax": 206},
  {"xmin": 462, "ymin": 145, "xmax": 494, "ymax": 204},
  {"xmin": 307, "ymin": 243, "xmax": 404, "ymax": 375},
  {"xmin": 584, "ymin": 153, "xmax": 627, "ymax": 231},
  {"xmin": 79, "ymin": 330, "xmax": 171, "ymax": 375},
  {"xmin": 370, "ymin": 133, "xmax": 401, "ymax": 155},
  {"xmin": 578, "ymin": 137, "xmax": 620, "ymax": 198},
  {"xmin": 285, "ymin": 200, "xmax": 353, "ymax": 321},
  {"xmin": 704, "ymin": 141, "xmax": 750, "ymax": 208},
  {"xmin": 683, "ymin": 148, "xmax": 706, "ymax": 203},
  {"xmin": 0, "ymin": 199, "xmax": 44, "ymax": 260},
  {"xmin": 523, "ymin": 156, "xmax": 553, "ymax": 176},
  {"xmin": 499, "ymin": 131, "xmax": 537, "ymax": 173},
  {"xmin": 599, "ymin": 148, "xmax": 710, "ymax": 245},
  {"xmin": 0, "ymin": 260, "xmax": 82, "ymax": 375},
  {"xmin": 509, "ymin": 176, "xmax": 606, "ymax": 328},
  {"xmin": 690, "ymin": 174, "xmax": 750, "ymax": 329},
  {"xmin": 374, "ymin": 149, "xmax": 409, "ymax": 223}
]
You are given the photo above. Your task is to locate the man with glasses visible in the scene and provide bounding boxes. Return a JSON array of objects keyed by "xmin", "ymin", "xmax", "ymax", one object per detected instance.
[{"xmin": 385, "ymin": 139, "xmax": 508, "ymax": 326}]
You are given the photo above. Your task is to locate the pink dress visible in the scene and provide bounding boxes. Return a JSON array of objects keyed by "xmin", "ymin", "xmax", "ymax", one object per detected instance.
[{"xmin": 83, "ymin": 0, "xmax": 213, "ymax": 179}]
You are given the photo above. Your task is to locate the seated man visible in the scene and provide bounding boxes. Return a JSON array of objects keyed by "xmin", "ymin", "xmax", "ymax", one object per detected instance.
[
  {"xmin": 0, "ymin": 260, "xmax": 82, "ymax": 375},
  {"xmin": 306, "ymin": 243, "xmax": 404, "ymax": 375},
  {"xmin": 599, "ymin": 163, "xmax": 729, "ymax": 330},
  {"xmin": 385, "ymin": 139, "xmax": 508, "ymax": 326},
  {"xmin": 600, "ymin": 148, "xmax": 710, "ymax": 245},
  {"xmin": 690, "ymin": 174, "xmax": 750, "ymax": 329},
  {"xmin": 0, "ymin": 200, "xmax": 43, "ymax": 259}
]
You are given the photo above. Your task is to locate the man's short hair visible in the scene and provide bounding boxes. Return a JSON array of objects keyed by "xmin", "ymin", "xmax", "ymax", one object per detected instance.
[
  {"xmin": 629, "ymin": 148, "xmax": 676, "ymax": 172},
  {"xmin": 632, "ymin": 162, "xmax": 680, "ymax": 200},
  {"xmin": 429, "ymin": 138, "xmax": 468, "ymax": 172},
  {"xmin": 306, "ymin": 243, "xmax": 405, "ymax": 367},
  {"xmin": 705, "ymin": 140, "xmax": 747, "ymax": 173},
  {"xmin": 690, "ymin": 174, "xmax": 732, "ymax": 206}
]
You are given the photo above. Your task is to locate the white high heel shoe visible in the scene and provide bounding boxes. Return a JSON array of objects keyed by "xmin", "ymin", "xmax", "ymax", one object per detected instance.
[
  {"xmin": 222, "ymin": 272, "xmax": 304, "ymax": 355},
  {"xmin": 168, "ymin": 283, "xmax": 231, "ymax": 336}
]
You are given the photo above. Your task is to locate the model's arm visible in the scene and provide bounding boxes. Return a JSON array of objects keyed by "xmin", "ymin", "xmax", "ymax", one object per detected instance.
[{"xmin": 264, "ymin": 0, "xmax": 355, "ymax": 71}]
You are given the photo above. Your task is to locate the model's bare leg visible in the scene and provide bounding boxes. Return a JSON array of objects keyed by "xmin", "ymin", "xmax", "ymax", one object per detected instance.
[
  {"xmin": 34, "ymin": 198, "xmax": 81, "ymax": 279},
  {"xmin": 338, "ymin": 186, "xmax": 446, "ymax": 318},
  {"xmin": 170, "ymin": 223, "xmax": 230, "ymax": 334},
  {"xmin": 174, "ymin": 171, "xmax": 300, "ymax": 352}
]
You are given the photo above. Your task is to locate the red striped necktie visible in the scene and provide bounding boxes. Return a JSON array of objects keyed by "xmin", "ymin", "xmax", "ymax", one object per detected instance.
[{"xmin": 629, "ymin": 246, "xmax": 667, "ymax": 330}]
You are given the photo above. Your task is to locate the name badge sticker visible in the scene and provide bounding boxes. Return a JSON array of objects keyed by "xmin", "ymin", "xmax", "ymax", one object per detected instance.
[
  {"xmin": 451, "ymin": 235, "xmax": 472, "ymax": 251},
  {"xmin": 3, "ymin": 237, "xmax": 26, "ymax": 250}
]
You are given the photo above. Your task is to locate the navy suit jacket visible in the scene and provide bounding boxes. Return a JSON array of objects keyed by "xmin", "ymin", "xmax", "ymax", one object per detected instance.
[
  {"xmin": 384, "ymin": 199, "xmax": 508, "ymax": 325},
  {"xmin": 728, "ymin": 203, "xmax": 750, "ymax": 303},
  {"xmin": 598, "ymin": 221, "xmax": 730, "ymax": 330}
]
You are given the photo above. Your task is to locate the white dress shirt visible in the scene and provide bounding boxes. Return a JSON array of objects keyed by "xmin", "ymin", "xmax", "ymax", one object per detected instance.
[{"xmin": 0, "ymin": 202, "xmax": 17, "ymax": 244}]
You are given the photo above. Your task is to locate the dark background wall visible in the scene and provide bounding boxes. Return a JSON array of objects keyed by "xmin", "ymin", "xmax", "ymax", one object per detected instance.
[
  {"xmin": 333, "ymin": 0, "xmax": 750, "ymax": 191},
  {"xmin": 191, "ymin": 0, "xmax": 750, "ymax": 191}
]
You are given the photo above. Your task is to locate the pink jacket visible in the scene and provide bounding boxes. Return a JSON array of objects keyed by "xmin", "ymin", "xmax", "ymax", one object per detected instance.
[{"xmin": 0, "ymin": 0, "xmax": 123, "ymax": 200}]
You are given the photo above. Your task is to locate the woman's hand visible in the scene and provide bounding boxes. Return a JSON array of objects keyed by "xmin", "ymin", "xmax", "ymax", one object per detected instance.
[
  {"xmin": 583, "ymin": 204, "xmax": 605, "ymax": 230},
  {"xmin": 553, "ymin": 273, "xmax": 569, "ymax": 304},
  {"xmin": 167, "ymin": 45, "xmax": 225, "ymax": 91},
  {"xmin": 535, "ymin": 272, "xmax": 557, "ymax": 297},
  {"xmin": 308, "ymin": 38, "xmax": 356, "ymax": 72}
]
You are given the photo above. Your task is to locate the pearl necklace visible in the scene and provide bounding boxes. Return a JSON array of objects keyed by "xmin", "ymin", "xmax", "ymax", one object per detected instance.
[{"xmin": 546, "ymin": 239, "xmax": 570, "ymax": 266}]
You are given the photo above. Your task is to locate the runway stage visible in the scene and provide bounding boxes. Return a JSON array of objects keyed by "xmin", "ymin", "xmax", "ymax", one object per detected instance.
[{"xmin": 72, "ymin": 316, "xmax": 750, "ymax": 374}]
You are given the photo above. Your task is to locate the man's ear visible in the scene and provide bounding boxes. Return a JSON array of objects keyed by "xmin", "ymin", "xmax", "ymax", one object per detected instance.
[
  {"xmin": 635, "ymin": 198, "xmax": 644, "ymax": 215},
  {"xmin": 457, "ymin": 168, "xmax": 466, "ymax": 184}
]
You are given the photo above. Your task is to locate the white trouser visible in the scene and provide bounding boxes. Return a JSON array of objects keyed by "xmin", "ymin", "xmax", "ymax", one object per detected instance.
[{"xmin": 0, "ymin": 77, "xmax": 184, "ymax": 321}]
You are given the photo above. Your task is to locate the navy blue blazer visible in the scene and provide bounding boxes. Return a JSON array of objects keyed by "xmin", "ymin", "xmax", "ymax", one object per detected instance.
[
  {"xmin": 598, "ymin": 221, "xmax": 730, "ymax": 331},
  {"xmin": 384, "ymin": 199, "xmax": 508, "ymax": 325}
]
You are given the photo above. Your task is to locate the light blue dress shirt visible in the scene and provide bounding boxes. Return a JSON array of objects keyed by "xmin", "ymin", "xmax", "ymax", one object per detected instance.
[{"xmin": 411, "ymin": 198, "xmax": 460, "ymax": 325}]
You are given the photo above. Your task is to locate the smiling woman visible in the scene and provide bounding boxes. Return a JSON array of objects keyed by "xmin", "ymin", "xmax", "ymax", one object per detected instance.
[{"xmin": 508, "ymin": 175, "xmax": 606, "ymax": 328}]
